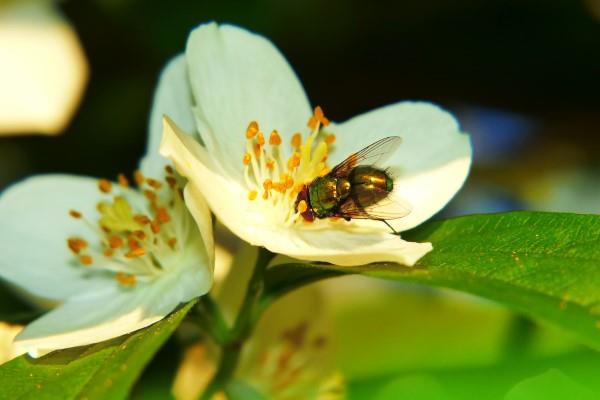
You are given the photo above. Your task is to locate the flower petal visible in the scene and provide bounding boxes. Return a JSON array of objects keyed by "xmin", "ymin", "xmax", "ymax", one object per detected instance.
[
  {"xmin": 141, "ymin": 54, "xmax": 197, "ymax": 178},
  {"xmin": 0, "ymin": 175, "xmax": 113, "ymax": 300},
  {"xmin": 185, "ymin": 22, "xmax": 311, "ymax": 181},
  {"xmin": 327, "ymin": 102, "xmax": 471, "ymax": 232}
]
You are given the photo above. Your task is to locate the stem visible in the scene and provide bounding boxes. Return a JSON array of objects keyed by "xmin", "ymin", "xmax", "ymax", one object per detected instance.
[{"xmin": 201, "ymin": 247, "xmax": 274, "ymax": 399}]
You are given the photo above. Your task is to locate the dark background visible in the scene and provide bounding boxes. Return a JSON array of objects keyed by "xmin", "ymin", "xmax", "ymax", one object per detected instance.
[{"xmin": 1, "ymin": 0, "xmax": 599, "ymax": 214}]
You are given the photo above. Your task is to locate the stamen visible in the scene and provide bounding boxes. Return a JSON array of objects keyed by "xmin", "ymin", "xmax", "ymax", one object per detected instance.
[
  {"xmin": 147, "ymin": 178, "xmax": 162, "ymax": 189},
  {"xmin": 115, "ymin": 272, "xmax": 136, "ymax": 286},
  {"xmin": 156, "ymin": 207, "xmax": 170, "ymax": 223},
  {"xmin": 287, "ymin": 153, "xmax": 300, "ymax": 170},
  {"xmin": 134, "ymin": 170, "xmax": 145, "ymax": 186},
  {"xmin": 248, "ymin": 190, "xmax": 258, "ymax": 200},
  {"xmin": 69, "ymin": 210, "xmax": 82, "ymax": 219},
  {"xmin": 291, "ymin": 133, "xmax": 302, "ymax": 149},
  {"xmin": 246, "ymin": 121, "xmax": 259, "ymax": 139},
  {"xmin": 125, "ymin": 247, "xmax": 145, "ymax": 258},
  {"xmin": 256, "ymin": 132, "xmax": 265, "ymax": 146},
  {"xmin": 325, "ymin": 133, "xmax": 336, "ymax": 145},
  {"xmin": 263, "ymin": 179, "xmax": 273, "ymax": 191},
  {"xmin": 266, "ymin": 160, "xmax": 275, "ymax": 170},
  {"xmin": 109, "ymin": 236, "xmax": 123, "ymax": 249},
  {"xmin": 253, "ymin": 143, "xmax": 262, "ymax": 159},
  {"xmin": 118, "ymin": 174, "xmax": 129, "ymax": 188},
  {"xmin": 67, "ymin": 237, "xmax": 88, "ymax": 254},
  {"xmin": 79, "ymin": 254, "xmax": 93, "ymax": 266},
  {"xmin": 243, "ymin": 153, "xmax": 252, "ymax": 165},
  {"xmin": 314, "ymin": 106, "xmax": 330, "ymax": 126},
  {"xmin": 98, "ymin": 179, "xmax": 112, "ymax": 194},
  {"xmin": 269, "ymin": 130, "xmax": 282, "ymax": 145}
]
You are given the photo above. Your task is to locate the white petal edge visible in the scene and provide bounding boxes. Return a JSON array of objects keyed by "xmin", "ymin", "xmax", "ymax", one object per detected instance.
[
  {"xmin": 327, "ymin": 102, "xmax": 471, "ymax": 232},
  {"xmin": 15, "ymin": 233, "xmax": 212, "ymax": 355},
  {"xmin": 160, "ymin": 117, "xmax": 431, "ymax": 267},
  {"xmin": 140, "ymin": 54, "xmax": 197, "ymax": 178},
  {"xmin": 185, "ymin": 22, "xmax": 311, "ymax": 182},
  {"xmin": 0, "ymin": 175, "xmax": 115, "ymax": 300}
]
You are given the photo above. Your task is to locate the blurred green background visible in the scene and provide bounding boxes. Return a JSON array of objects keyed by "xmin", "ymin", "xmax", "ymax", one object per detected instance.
[{"xmin": 2, "ymin": 1, "xmax": 600, "ymax": 399}]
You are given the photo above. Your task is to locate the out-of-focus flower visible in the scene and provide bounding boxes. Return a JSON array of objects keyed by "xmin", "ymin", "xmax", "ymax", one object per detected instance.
[
  {"xmin": 158, "ymin": 23, "xmax": 472, "ymax": 268},
  {"xmin": 0, "ymin": 322, "xmax": 23, "ymax": 364},
  {"xmin": 0, "ymin": 0, "xmax": 88, "ymax": 135}
]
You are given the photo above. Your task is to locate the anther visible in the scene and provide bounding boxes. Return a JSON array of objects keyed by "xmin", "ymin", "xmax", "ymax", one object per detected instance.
[
  {"xmin": 291, "ymin": 133, "xmax": 302, "ymax": 148},
  {"xmin": 98, "ymin": 179, "xmax": 112, "ymax": 194},
  {"xmin": 109, "ymin": 236, "xmax": 123, "ymax": 249},
  {"xmin": 116, "ymin": 272, "xmax": 136, "ymax": 286},
  {"xmin": 285, "ymin": 176, "xmax": 294, "ymax": 189},
  {"xmin": 156, "ymin": 207, "xmax": 170, "ymax": 223},
  {"xmin": 253, "ymin": 143, "xmax": 262, "ymax": 159},
  {"xmin": 269, "ymin": 130, "xmax": 282, "ymax": 145},
  {"xmin": 287, "ymin": 153, "xmax": 301, "ymax": 170},
  {"xmin": 134, "ymin": 214, "xmax": 150, "ymax": 225},
  {"xmin": 324, "ymin": 133, "xmax": 336, "ymax": 145},
  {"xmin": 134, "ymin": 170, "xmax": 145, "ymax": 185},
  {"xmin": 266, "ymin": 159, "xmax": 275, "ymax": 170},
  {"xmin": 248, "ymin": 190, "xmax": 258, "ymax": 201},
  {"xmin": 263, "ymin": 179, "xmax": 273, "ymax": 191},
  {"xmin": 166, "ymin": 176, "xmax": 177, "ymax": 188},
  {"xmin": 246, "ymin": 121, "xmax": 259, "ymax": 139},
  {"xmin": 125, "ymin": 247, "xmax": 145, "ymax": 258},
  {"xmin": 256, "ymin": 132, "xmax": 265, "ymax": 146},
  {"xmin": 243, "ymin": 153, "xmax": 251, "ymax": 165},
  {"xmin": 69, "ymin": 210, "xmax": 82, "ymax": 219},
  {"xmin": 134, "ymin": 230, "xmax": 146, "ymax": 240},
  {"xmin": 314, "ymin": 106, "xmax": 330, "ymax": 126},
  {"xmin": 118, "ymin": 174, "xmax": 129, "ymax": 188},
  {"xmin": 67, "ymin": 238, "xmax": 88, "ymax": 254},
  {"xmin": 151, "ymin": 220, "xmax": 161, "ymax": 233},
  {"xmin": 168, "ymin": 238, "xmax": 177, "ymax": 249},
  {"xmin": 104, "ymin": 249, "xmax": 114, "ymax": 257},
  {"xmin": 144, "ymin": 190, "xmax": 156, "ymax": 201},
  {"xmin": 262, "ymin": 191, "xmax": 269, "ymax": 200},
  {"xmin": 79, "ymin": 255, "xmax": 93, "ymax": 266},
  {"xmin": 147, "ymin": 178, "xmax": 162, "ymax": 189},
  {"xmin": 165, "ymin": 165, "xmax": 174, "ymax": 175}
]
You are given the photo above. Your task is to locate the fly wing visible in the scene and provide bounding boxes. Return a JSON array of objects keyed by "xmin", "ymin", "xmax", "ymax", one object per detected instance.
[
  {"xmin": 330, "ymin": 136, "xmax": 402, "ymax": 178},
  {"xmin": 337, "ymin": 189, "xmax": 412, "ymax": 220}
]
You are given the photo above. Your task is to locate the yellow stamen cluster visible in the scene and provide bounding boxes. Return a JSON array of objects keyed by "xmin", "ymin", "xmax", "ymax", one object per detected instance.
[
  {"xmin": 240, "ymin": 106, "xmax": 336, "ymax": 225},
  {"xmin": 66, "ymin": 166, "xmax": 187, "ymax": 286}
]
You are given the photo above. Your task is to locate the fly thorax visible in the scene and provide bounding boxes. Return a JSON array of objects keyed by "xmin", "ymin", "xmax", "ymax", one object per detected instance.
[
  {"xmin": 66, "ymin": 167, "xmax": 193, "ymax": 287},
  {"xmin": 239, "ymin": 106, "xmax": 339, "ymax": 226}
]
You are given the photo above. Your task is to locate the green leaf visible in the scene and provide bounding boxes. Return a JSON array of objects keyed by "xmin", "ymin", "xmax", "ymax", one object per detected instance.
[
  {"xmin": 505, "ymin": 369, "xmax": 596, "ymax": 400},
  {"xmin": 0, "ymin": 301, "xmax": 196, "ymax": 400},
  {"xmin": 264, "ymin": 212, "xmax": 600, "ymax": 349}
]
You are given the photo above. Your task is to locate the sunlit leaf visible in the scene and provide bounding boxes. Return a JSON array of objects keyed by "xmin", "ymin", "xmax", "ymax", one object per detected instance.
[
  {"xmin": 264, "ymin": 212, "xmax": 600, "ymax": 349},
  {"xmin": 0, "ymin": 301, "xmax": 195, "ymax": 400}
]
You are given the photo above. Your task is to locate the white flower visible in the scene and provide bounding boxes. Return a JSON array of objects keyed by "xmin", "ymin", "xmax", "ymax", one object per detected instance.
[
  {"xmin": 0, "ymin": 0, "xmax": 88, "ymax": 135},
  {"xmin": 0, "ymin": 161, "xmax": 213, "ymax": 356},
  {"xmin": 158, "ymin": 23, "xmax": 471, "ymax": 267}
]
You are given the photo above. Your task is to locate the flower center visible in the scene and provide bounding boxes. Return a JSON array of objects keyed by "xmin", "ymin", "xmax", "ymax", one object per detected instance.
[
  {"xmin": 241, "ymin": 106, "xmax": 336, "ymax": 226},
  {"xmin": 66, "ymin": 166, "xmax": 191, "ymax": 287}
]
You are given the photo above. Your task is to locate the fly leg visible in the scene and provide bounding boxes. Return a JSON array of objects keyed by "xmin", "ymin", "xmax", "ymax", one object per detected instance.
[{"xmin": 381, "ymin": 220, "xmax": 401, "ymax": 236}]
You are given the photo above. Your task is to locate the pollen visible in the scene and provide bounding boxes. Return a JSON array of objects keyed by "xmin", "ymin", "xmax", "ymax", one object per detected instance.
[
  {"xmin": 253, "ymin": 143, "xmax": 262, "ymax": 159},
  {"xmin": 67, "ymin": 237, "xmax": 88, "ymax": 254},
  {"xmin": 125, "ymin": 247, "xmax": 146, "ymax": 258},
  {"xmin": 287, "ymin": 153, "xmax": 301, "ymax": 170},
  {"xmin": 243, "ymin": 153, "xmax": 252, "ymax": 165},
  {"xmin": 134, "ymin": 170, "xmax": 145, "ymax": 185},
  {"xmin": 98, "ymin": 179, "xmax": 112, "ymax": 194},
  {"xmin": 325, "ymin": 133, "xmax": 336, "ymax": 145},
  {"xmin": 134, "ymin": 214, "xmax": 150, "ymax": 225},
  {"xmin": 156, "ymin": 207, "xmax": 170, "ymax": 223},
  {"xmin": 144, "ymin": 190, "xmax": 156, "ymax": 201},
  {"xmin": 297, "ymin": 200, "xmax": 308, "ymax": 213},
  {"xmin": 291, "ymin": 133, "xmax": 302, "ymax": 148},
  {"xmin": 248, "ymin": 190, "xmax": 258, "ymax": 200},
  {"xmin": 266, "ymin": 159, "xmax": 275, "ymax": 170},
  {"xmin": 147, "ymin": 178, "xmax": 162, "ymax": 189},
  {"xmin": 246, "ymin": 121, "xmax": 259, "ymax": 139},
  {"xmin": 69, "ymin": 209, "xmax": 82, "ymax": 219},
  {"xmin": 118, "ymin": 174, "xmax": 129, "ymax": 188},
  {"xmin": 109, "ymin": 236, "xmax": 123, "ymax": 249},
  {"xmin": 269, "ymin": 130, "xmax": 282, "ymax": 145},
  {"xmin": 79, "ymin": 254, "xmax": 93, "ymax": 266},
  {"xmin": 256, "ymin": 132, "xmax": 265, "ymax": 146},
  {"xmin": 115, "ymin": 272, "xmax": 136, "ymax": 286}
]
